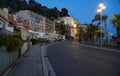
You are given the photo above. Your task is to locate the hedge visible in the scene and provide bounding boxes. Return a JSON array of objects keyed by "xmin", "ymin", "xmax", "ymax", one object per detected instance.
[{"xmin": 0, "ymin": 36, "xmax": 23, "ymax": 52}]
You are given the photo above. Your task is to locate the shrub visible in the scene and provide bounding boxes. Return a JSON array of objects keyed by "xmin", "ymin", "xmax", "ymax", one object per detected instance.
[
  {"xmin": 30, "ymin": 39, "xmax": 39, "ymax": 45},
  {"xmin": 39, "ymin": 38, "xmax": 49, "ymax": 43},
  {"xmin": 0, "ymin": 36, "xmax": 23, "ymax": 52},
  {"xmin": 6, "ymin": 37, "xmax": 23, "ymax": 52},
  {"xmin": 0, "ymin": 37, "xmax": 7, "ymax": 47}
]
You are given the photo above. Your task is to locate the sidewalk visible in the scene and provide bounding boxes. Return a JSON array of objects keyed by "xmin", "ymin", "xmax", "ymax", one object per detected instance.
[
  {"xmin": 73, "ymin": 42, "xmax": 120, "ymax": 52},
  {"xmin": 6, "ymin": 44, "xmax": 43, "ymax": 76}
]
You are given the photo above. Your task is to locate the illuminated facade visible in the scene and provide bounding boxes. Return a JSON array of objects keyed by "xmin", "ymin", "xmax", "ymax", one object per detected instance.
[
  {"xmin": 59, "ymin": 16, "xmax": 79, "ymax": 38},
  {"xmin": 59, "ymin": 16, "xmax": 74, "ymax": 26}
]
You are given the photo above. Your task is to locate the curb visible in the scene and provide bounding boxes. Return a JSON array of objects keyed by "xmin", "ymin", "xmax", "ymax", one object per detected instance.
[
  {"xmin": 41, "ymin": 44, "xmax": 56, "ymax": 76},
  {"xmin": 72, "ymin": 42, "xmax": 120, "ymax": 53}
]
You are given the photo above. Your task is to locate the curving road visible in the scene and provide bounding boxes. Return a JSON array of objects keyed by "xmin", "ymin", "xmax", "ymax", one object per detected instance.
[{"xmin": 47, "ymin": 41, "xmax": 120, "ymax": 76}]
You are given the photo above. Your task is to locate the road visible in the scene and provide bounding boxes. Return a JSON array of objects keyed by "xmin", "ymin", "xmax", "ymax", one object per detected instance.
[{"xmin": 47, "ymin": 41, "xmax": 120, "ymax": 76}]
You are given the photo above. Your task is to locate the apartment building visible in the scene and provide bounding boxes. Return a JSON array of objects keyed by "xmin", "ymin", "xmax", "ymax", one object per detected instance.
[
  {"xmin": 17, "ymin": 10, "xmax": 55, "ymax": 39},
  {"xmin": 59, "ymin": 16, "xmax": 74, "ymax": 26},
  {"xmin": 44, "ymin": 18, "xmax": 55, "ymax": 34},
  {"xmin": 0, "ymin": 8, "xmax": 8, "ymax": 24},
  {"xmin": 16, "ymin": 10, "xmax": 44, "ymax": 33},
  {"xmin": 17, "ymin": 10, "xmax": 55, "ymax": 33},
  {"xmin": 59, "ymin": 16, "xmax": 79, "ymax": 38},
  {"xmin": 0, "ymin": 7, "xmax": 14, "ymax": 35}
]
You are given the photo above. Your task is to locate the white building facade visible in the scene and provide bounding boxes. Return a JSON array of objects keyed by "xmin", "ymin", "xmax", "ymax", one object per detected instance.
[
  {"xmin": 59, "ymin": 16, "xmax": 79, "ymax": 37},
  {"xmin": 16, "ymin": 10, "xmax": 55, "ymax": 39},
  {"xmin": 59, "ymin": 16, "xmax": 74, "ymax": 26},
  {"xmin": 16, "ymin": 10, "xmax": 44, "ymax": 33}
]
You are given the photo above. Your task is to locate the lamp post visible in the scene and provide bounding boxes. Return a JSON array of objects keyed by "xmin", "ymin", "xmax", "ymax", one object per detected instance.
[{"xmin": 97, "ymin": 3, "xmax": 106, "ymax": 48}]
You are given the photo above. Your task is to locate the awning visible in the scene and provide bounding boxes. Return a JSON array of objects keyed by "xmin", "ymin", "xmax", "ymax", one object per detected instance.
[{"xmin": 8, "ymin": 16, "xmax": 16, "ymax": 24}]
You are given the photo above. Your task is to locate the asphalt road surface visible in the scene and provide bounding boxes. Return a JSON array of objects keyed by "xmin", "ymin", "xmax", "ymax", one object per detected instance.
[{"xmin": 47, "ymin": 41, "xmax": 120, "ymax": 76}]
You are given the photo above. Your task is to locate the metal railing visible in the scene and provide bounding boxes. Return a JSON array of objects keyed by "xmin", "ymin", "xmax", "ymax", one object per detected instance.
[
  {"xmin": 0, "ymin": 46, "xmax": 19, "ymax": 75},
  {"xmin": 0, "ymin": 41, "xmax": 31, "ymax": 75}
]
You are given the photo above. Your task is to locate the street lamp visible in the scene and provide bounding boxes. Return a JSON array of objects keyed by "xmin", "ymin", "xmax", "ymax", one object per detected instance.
[{"xmin": 97, "ymin": 3, "xmax": 106, "ymax": 48}]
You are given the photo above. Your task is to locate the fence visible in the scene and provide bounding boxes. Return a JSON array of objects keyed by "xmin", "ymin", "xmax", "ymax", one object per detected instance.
[
  {"xmin": 0, "ymin": 41, "xmax": 31, "ymax": 75},
  {"xmin": 0, "ymin": 46, "xmax": 18, "ymax": 75}
]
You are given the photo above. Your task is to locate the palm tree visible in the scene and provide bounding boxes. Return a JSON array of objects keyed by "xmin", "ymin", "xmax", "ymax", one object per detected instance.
[
  {"xmin": 92, "ymin": 14, "xmax": 108, "ymax": 44},
  {"xmin": 85, "ymin": 24, "xmax": 99, "ymax": 44},
  {"xmin": 111, "ymin": 14, "xmax": 120, "ymax": 37}
]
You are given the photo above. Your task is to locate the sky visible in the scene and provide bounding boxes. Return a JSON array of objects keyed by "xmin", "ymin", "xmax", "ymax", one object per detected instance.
[{"xmin": 33, "ymin": 0, "xmax": 120, "ymax": 35}]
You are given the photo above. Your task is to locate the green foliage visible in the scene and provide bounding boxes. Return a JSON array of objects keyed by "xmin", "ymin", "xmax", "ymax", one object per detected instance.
[
  {"xmin": 39, "ymin": 38, "xmax": 49, "ymax": 43},
  {"xmin": 92, "ymin": 14, "xmax": 108, "ymax": 44},
  {"xmin": 0, "ymin": 36, "xmax": 7, "ymax": 47},
  {"xmin": 55, "ymin": 22, "xmax": 70, "ymax": 40},
  {"xmin": 55, "ymin": 23, "xmax": 70, "ymax": 35},
  {"xmin": 111, "ymin": 14, "xmax": 120, "ymax": 36},
  {"xmin": 83, "ymin": 24, "xmax": 99, "ymax": 43},
  {"xmin": 30, "ymin": 38, "xmax": 49, "ymax": 45},
  {"xmin": 0, "ymin": 36, "xmax": 23, "ymax": 52},
  {"xmin": 86, "ymin": 24, "xmax": 99, "ymax": 35},
  {"xmin": 30, "ymin": 39, "xmax": 39, "ymax": 45},
  {"xmin": 0, "ymin": 0, "xmax": 28, "ymax": 10},
  {"xmin": 92, "ymin": 14, "xmax": 108, "ymax": 24},
  {"xmin": 60, "ymin": 8, "xmax": 69, "ymax": 17},
  {"xmin": 28, "ymin": 1, "xmax": 70, "ymax": 20},
  {"xmin": 66, "ymin": 36, "xmax": 73, "ymax": 40},
  {"xmin": 7, "ymin": 37, "xmax": 23, "ymax": 52}
]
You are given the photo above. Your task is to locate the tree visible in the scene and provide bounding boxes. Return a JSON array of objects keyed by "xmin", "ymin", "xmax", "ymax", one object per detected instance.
[
  {"xmin": 92, "ymin": 14, "xmax": 108, "ymax": 44},
  {"xmin": 49, "ymin": 7, "xmax": 60, "ymax": 20},
  {"xmin": 29, "ymin": 0, "xmax": 35, "ymax": 4},
  {"xmin": 60, "ymin": 8, "xmax": 70, "ymax": 17},
  {"xmin": 53, "ymin": 7, "xmax": 59, "ymax": 19},
  {"xmin": 75, "ymin": 27, "xmax": 84, "ymax": 41},
  {"xmin": 17, "ymin": 0, "xmax": 28, "ymax": 10},
  {"xmin": 111, "ymin": 14, "xmax": 120, "ymax": 37},
  {"xmin": 85, "ymin": 24, "xmax": 99, "ymax": 44},
  {"xmin": 55, "ymin": 22, "xmax": 71, "ymax": 39},
  {"xmin": 0, "ymin": 0, "xmax": 28, "ymax": 10},
  {"xmin": 0, "ymin": 0, "xmax": 8, "ymax": 5}
]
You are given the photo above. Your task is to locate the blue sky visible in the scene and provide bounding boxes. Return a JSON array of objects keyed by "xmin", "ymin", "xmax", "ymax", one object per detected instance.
[{"xmin": 33, "ymin": 0, "xmax": 120, "ymax": 35}]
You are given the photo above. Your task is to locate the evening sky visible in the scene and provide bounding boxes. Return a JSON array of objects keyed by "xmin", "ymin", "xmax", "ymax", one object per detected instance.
[{"xmin": 32, "ymin": 0, "xmax": 120, "ymax": 35}]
